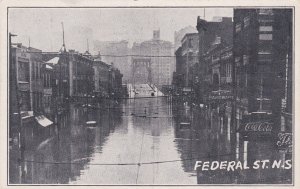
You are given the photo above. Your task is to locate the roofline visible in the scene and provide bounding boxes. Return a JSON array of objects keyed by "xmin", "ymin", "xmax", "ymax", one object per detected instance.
[{"xmin": 181, "ymin": 33, "xmax": 198, "ymax": 43}]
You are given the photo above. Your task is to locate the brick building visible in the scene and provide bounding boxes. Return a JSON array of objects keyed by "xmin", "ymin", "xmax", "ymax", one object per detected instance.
[
  {"xmin": 233, "ymin": 8, "xmax": 293, "ymax": 132},
  {"xmin": 196, "ymin": 16, "xmax": 233, "ymax": 103}
]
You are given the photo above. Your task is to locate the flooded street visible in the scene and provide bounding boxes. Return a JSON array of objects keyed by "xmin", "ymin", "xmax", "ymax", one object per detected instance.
[
  {"xmin": 9, "ymin": 97, "xmax": 292, "ymax": 184},
  {"xmin": 7, "ymin": 7, "xmax": 294, "ymax": 186}
]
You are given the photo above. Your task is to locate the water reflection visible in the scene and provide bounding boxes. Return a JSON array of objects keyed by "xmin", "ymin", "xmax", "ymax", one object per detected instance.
[{"xmin": 9, "ymin": 97, "xmax": 292, "ymax": 184}]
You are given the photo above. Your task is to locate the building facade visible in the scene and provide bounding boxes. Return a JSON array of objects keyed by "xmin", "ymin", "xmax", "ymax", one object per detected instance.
[
  {"xmin": 233, "ymin": 8, "xmax": 293, "ymax": 133},
  {"xmin": 181, "ymin": 33, "xmax": 199, "ymax": 88},
  {"xmin": 174, "ymin": 26, "xmax": 197, "ymax": 52},
  {"xmin": 42, "ymin": 63, "xmax": 54, "ymax": 116},
  {"xmin": 11, "ymin": 45, "xmax": 31, "ymax": 113},
  {"xmin": 43, "ymin": 50, "xmax": 94, "ymax": 100},
  {"xmin": 172, "ymin": 47, "xmax": 184, "ymax": 93},
  {"xmin": 196, "ymin": 16, "xmax": 233, "ymax": 103},
  {"xmin": 131, "ymin": 30, "xmax": 174, "ymax": 86},
  {"xmin": 93, "ymin": 40, "xmax": 130, "ymax": 83},
  {"xmin": 28, "ymin": 47, "xmax": 44, "ymax": 114}
]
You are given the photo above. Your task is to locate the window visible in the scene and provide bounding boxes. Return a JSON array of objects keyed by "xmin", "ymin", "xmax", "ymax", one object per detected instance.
[
  {"xmin": 243, "ymin": 16, "xmax": 250, "ymax": 28},
  {"xmin": 259, "ymin": 9, "xmax": 273, "ymax": 15},
  {"xmin": 259, "ymin": 18, "xmax": 274, "ymax": 24},
  {"xmin": 18, "ymin": 61, "xmax": 30, "ymax": 82},
  {"xmin": 259, "ymin": 41, "xmax": 272, "ymax": 54},
  {"xmin": 243, "ymin": 55, "xmax": 249, "ymax": 65},
  {"xmin": 188, "ymin": 39, "xmax": 192, "ymax": 48},
  {"xmin": 245, "ymin": 72, "xmax": 248, "ymax": 87},
  {"xmin": 35, "ymin": 63, "xmax": 38, "ymax": 80},
  {"xmin": 259, "ymin": 26, "xmax": 273, "ymax": 32},
  {"xmin": 37, "ymin": 63, "xmax": 40, "ymax": 79},
  {"xmin": 31, "ymin": 62, "xmax": 34, "ymax": 80},
  {"xmin": 258, "ymin": 54, "xmax": 272, "ymax": 64},
  {"xmin": 48, "ymin": 74, "xmax": 50, "ymax": 88},
  {"xmin": 235, "ymin": 23, "xmax": 241, "ymax": 32},
  {"xmin": 259, "ymin": 34, "xmax": 272, "ymax": 40},
  {"xmin": 43, "ymin": 74, "xmax": 46, "ymax": 86}
]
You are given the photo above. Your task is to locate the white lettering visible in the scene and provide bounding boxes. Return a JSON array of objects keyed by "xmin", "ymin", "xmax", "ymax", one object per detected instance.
[
  {"xmin": 272, "ymin": 160, "xmax": 281, "ymax": 168},
  {"xmin": 194, "ymin": 161, "xmax": 202, "ymax": 170},
  {"xmin": 211, "ymin": 161, "xmax": 219, "ymax": 170}
]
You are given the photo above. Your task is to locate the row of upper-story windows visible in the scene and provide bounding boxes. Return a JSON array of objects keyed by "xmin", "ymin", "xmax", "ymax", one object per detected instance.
[
  {"xmin": 206, "ymin": 50, "xmax": 232, "ymax": 65},
  {"xmin": 235, "ymin": 10, "xmax": 274, "ymax": 34},
  {"xmin": 258, "ymin": 9, "xmax": 274, "ymax": 16},
  {"xmin": 221, "ymin": 63, "xmax": 232, "ymax": 78},
  {"xmin": 182, "ymin": 37, "xmax": 198, "ymax": 50},
  {"xmin": 31, "ymin": 61, "xmax": 42, "ymax": 80},
  {"xmin": 43, "ymin": 73, "xmax": 51, "ymax": 88},
  {"xmin": 236, "ymin": 24, "xmax": 273, "ymax": 46},
  {"xmin": 235, "ymin": 55, "xmax": 250, "ymax": 66},
  {"xmin": 235, "ymin": 15, "xmax": 251, "ymax": 33},
  {"xmin": 18, "ymin": 61, "xmax": 30, "ymax": 82}
]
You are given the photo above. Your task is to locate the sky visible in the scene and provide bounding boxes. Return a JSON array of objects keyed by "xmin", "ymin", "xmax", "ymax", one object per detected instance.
[{"xmin": 9, "ymin": 8, "xmax": 233, "ymax": 53}]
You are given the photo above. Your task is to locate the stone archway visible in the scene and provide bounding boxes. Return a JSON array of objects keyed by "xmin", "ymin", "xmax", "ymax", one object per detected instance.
[{"xmin": 131, "ymin": 58, "xmax": 152, "ymax": 85}]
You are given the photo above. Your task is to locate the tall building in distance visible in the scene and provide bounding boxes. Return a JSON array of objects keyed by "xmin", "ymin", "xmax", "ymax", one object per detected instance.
[
  {"xmin": 131, "ymin": 30, "xmax": 174, "ymax": 87},
  {"xmin": 93, "ymin": 40, "xmax": 130, "ymax": 83}
]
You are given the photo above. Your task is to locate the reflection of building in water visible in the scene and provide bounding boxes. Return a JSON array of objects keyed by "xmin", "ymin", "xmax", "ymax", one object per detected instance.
[{"xmin": 9, "ymin": 104, "xmax": 123, "ymax": 184}]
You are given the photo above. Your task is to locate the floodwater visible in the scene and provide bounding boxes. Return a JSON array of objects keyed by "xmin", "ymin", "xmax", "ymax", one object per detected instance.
[{"xmin": 9, "ymin": 97, "xmax": 292, "ymax": 185}]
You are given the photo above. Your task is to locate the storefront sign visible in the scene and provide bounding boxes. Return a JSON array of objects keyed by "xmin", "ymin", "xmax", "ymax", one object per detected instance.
[
  {"xmin": 244, "ymin": 121, "xmax": 273, "ymax": 132},
  {"xmin": 277, "ymin": 133, "xmax": 292, "ymax": 148},
  {"xmin": 18, "ymin": 82, "xmax": 30, "ymax": 91},
  {"xmin": 240, "ymin": 121, "xmax": 273, "ymax": 135},
  {"xmin": 209, "ymin": 90, "xmax": 233, "ymax": 101},
  {"xmin": 208, "ymin": 95, "xmax": 233, "ymax": 100}
]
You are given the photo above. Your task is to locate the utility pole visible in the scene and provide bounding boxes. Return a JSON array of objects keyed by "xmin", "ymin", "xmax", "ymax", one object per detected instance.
[{"xmin": 61, "ymin": 22, "xmax": 66, "ymax": 52}]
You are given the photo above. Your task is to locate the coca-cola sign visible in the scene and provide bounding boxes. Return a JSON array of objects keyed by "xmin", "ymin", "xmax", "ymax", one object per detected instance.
[{"xmin": 243, "ymin": 121, "xmax": 273, "ymax": 132}]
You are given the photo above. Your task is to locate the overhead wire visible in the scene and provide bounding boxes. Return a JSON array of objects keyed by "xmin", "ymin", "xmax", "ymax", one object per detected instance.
[{"xmin": 10, "ymin": 149, "xmax": 277, "ymax": 167}]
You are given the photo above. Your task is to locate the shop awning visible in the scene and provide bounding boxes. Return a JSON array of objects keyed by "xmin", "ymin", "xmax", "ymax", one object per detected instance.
[
  {"xmin": 35, "ymin": 115, "xmax": 53, "ymax": 127},
  {"xmin": 46, "ymin": 57, "xmax": 60, "ymax": 65},
  {"xmin": 21, "ymin": 111, "xmax": 34, "ymax": 120}
]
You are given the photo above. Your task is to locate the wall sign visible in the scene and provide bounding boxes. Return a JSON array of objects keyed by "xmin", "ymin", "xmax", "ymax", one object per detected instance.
[
  {"xmin": 277, "ymin": 133, "xmax": 292, "ymax": 148},
  {"xmin": 244, "ymin": 121, "xmax": 273, "ymax": 132}
]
